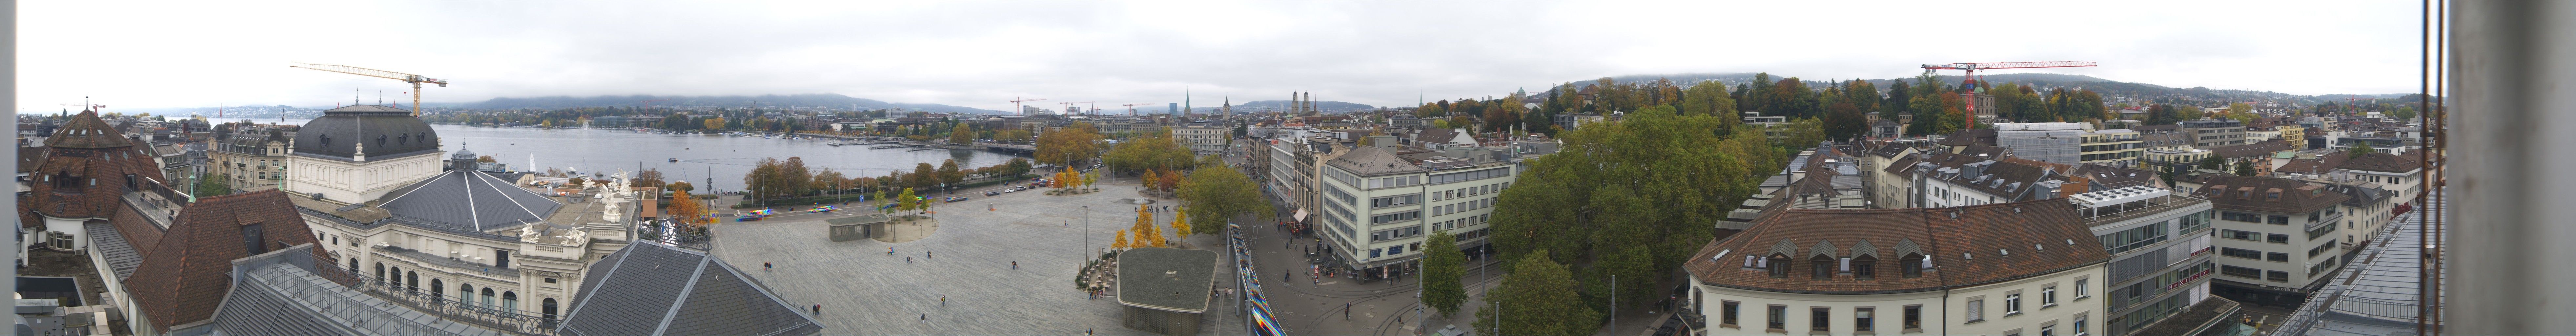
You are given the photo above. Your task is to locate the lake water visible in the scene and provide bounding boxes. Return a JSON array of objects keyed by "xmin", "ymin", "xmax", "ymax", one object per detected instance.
[{"xmin": 420, "ymin": 124, "xmax": 1025, "ymax": 192}]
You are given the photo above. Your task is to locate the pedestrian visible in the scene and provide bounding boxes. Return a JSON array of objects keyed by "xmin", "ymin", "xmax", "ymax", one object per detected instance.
[
  {"xmin": 811, "ymin": 304, "xmax": 819, "ymax": 315},
  {"xmin": 1345, "ymin": 303, "xmax": 1352, "ymax": 320},
  {"xmin": 920, "ymin": 313, "xmax": 926, "ymax": 322},
  {"xmin": 1012, "ymin": 261, "xmax": 1018, "ymax": 269},
  {"xmin": 941, "ymin": 295, "xmax": 947, "ymax": 306},
  {"xmin": 764, "ymin": 262, "xmax": 773, "ymax": 271},
  {"xmin": 928, "ymin": 251, "xmax": 933, "ymax": 259},
  {"xmin": 907, "ymin": 256, "xmax": 914, "ymax": 263}
]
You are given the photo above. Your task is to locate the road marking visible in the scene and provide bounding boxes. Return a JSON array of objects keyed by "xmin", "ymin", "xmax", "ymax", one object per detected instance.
[{"xmin": 1318, "ymin": 281, "xmax": 1338, "ymax": 285}]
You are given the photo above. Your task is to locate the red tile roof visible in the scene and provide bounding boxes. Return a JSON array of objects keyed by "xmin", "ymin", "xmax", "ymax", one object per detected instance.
[
  {"xmin": 2339, "ymin": 152, "xmax": 2422, "ymax": 173},
  {"xmin": 2196, "ymin": 176, "xmax": 2350, "ymax": 214},
  {"xmin": 1685, "ymin": 200, "xmax": 2109, "ymax": 294},
  {"xmin": 125, "ymin": 190, "xmax": 325, "ymax": 333}
]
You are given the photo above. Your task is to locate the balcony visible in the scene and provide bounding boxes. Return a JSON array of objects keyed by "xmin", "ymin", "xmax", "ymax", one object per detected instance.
[
  {"xmin": 374, "ymin": 245, "xmax": 520, "ymax": 279},
  {"xmin": 355, "ymin": 279, "xmax": 558, "ymax": 335}
]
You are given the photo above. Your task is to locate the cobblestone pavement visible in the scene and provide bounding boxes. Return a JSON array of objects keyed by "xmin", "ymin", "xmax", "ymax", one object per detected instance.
[{"xmin": 708, "ymin": 180, "xmax": 1243, "ymax": 335}]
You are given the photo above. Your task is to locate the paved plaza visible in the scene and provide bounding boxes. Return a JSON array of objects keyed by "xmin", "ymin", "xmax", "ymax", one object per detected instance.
[{"xmin": 708, "ymin": 180, "xmax": 1244, "ymax": 335}]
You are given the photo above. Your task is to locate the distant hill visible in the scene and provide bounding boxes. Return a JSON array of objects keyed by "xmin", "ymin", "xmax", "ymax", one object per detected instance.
[
  {"xmin": 436, "ymin": 94, "xmax": 1008, "ymax": 114},
  {"xmin": 1558, "ymin": 73, "xmax": 2412, "ymax": 105},
  {"xmin": 1191, "ymin": 100, "xmax": 1378, "ymax": 114}
]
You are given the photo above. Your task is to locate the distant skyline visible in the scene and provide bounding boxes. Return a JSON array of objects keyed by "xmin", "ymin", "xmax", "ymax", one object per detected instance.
[{"xmin": 23, "ymin": 1, "xmax": 2430, "ymax": 111}]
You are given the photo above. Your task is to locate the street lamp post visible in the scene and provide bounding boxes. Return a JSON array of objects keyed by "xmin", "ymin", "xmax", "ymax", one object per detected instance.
[{"xmin": 1082, "ymin": 206, "xmax": 1092, "ymax": 261}]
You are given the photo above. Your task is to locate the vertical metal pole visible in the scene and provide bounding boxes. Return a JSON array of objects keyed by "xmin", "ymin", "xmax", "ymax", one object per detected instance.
[
  {"xmin": 1, "ymin": 0, "xmax": 18, "ymax": 307},
  {"xmin": 1612, "ymin": 274, "xmax": 1618, "ymax": 334},
  {"xmin": 2452, "ymin": 1, "xmax": 2576, "ymax": 334}
]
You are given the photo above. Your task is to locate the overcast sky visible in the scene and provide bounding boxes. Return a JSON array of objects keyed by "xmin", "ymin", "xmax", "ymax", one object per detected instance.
[{"xmin": 23, "ymin": 1, "xmax": 2431, "ymax": 112}]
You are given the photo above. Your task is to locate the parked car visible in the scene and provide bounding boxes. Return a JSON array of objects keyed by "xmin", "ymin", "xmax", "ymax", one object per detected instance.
[
  {"xmin": 944, "ymin": 197, "xmax": 969, "ymax": 202},
  {"xmin": 984, "ymin": 191, "xmax": 1000, "ymax": 196}
]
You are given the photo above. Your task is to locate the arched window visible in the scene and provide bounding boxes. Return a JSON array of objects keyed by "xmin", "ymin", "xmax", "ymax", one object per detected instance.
[
  {"xmin": 1853, "ymin": 255, "xmax": 1879, "ymax": 280},
  {"xmin": 481, "ymin": 288, "xmax": 497, "ymax": 310},
  {"xmin": 543, "ymin": 298, "xmax": 559, "ymax": 320},
  {"xmin": 502, "ymin": 292, "xmax": 518, "ymax": 311},
  {"xmin": 430, "ymin": 279, "xmax": 446, "ymax": 303},
  {"xmin": 405, "ymin": 271, "xmax": 419, "ymax": 293},
  {"xmin": 1810, "ymin": 256, "xmax": 1835, "ymax": 280},
  {"xmin": 348, "ymin": 258, "xmax": 360, "ymax": 275},
  {"xmin": 459, "ymin": 284, "xmax": 475, "ymax": 308},
  {"xmin": 374, "ymin": 263, "xmax": 386, "ymax": 282},
  {"xmin": 1900, "ymin": 253, "xmax": 1926, "ymax": 278},
  {"xmin": 1766, "ymin": 254, "xmax": 1791, "ymax": 278}
]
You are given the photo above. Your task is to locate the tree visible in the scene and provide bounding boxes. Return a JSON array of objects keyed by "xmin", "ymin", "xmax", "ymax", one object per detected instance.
[
  {"xmin": 1155, "ymin": 169, "xmax": 1183, "ymax": 192},
  {"xmin": 665, "ymin": 181, "xmax": 694, "ymax": 193},
  {"xmin": 1490, "ymin": 105, "xmax": 1776, "ymax": 309},
  {"xmin": 476, "ymin": 155, "xmax": 497, "ymax": 163},
  {"xmin": 1113, "ymin": 230, "xmax": 1130, "ymax": 250},
  {"xmin": 1179, "ymin": 164, "xmax": 1269, "ymax": 235},
  {"xmin": 704, "ymin": 117, "xmax": 725, "ymax": 131},
  {"xmin": 668, "ymin": 190, "xmax": 708, "ymax": 227},
  {"xmin": 896, "ymin": 188, "xmax": 922, "ymax": 212},
  {"xmin": 1821, "ymin": 101, "xmax": 1868, "ymax": 141},
  {"xmin": 1132, "ymin": 204, "xmax": 1160, "ymax": 247},
  {"xmin": 634, "ymin": 169, "xmax": 666, "ymax": 189},
  {"xmin": 939, "ymin": 159, "xmax": 964, "ymax": 186},
  {"xmin": 1170, "ymin": 207, "xmax": 1190, "ymax": 237},
  {"xmin": 1005, "ymin": 158, "xmax": 1034, "ymax": 177},
  {"xmin": 948, "ymin": 123, "xmax": 974, "ymax": 144},
  {"xmin": 2234, "ymin": 159, "xmax": 2257, "ymax": 176},
  {"xmin": 2349, "ymin": 143, "xmax": 2379, "ymax": 158},
  {"xmin": 194, "ymin": 173, "xmax": 233, "ymax": 196},
  {"xmin": 1781, "ymin": 117, "xmax": 1826, "ymax": 149},
  {"xmin": 1421, "ymin": 230, "xmax": 1466, "ymax": 317},
  {"xmin": 811, "ymin": 169, "xmax": 847, "ymax": 198},
  {"xmin": 1472, "ymin": 250, "xmax": 1599, "ymax": 336},
  {"xmin": 914, "ymin": 162, "xmax": 939, "ymax": 190},
  {"xmin": 1140, "ymin": 170, "xmax": 1159, "ymax": 190},
  {"xmin": 1035, "ymin": 122, "xmax": 1105, "ymax": 165},
  {"xmin": 781, "ymin": 157, "xmax": 813, "ymax": 196}
]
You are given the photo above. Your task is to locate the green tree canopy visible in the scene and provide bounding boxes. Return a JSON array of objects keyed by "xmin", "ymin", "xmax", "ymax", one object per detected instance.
[
  {"xmin": 2349, "ymin": 143, "xmax": 2379, "ymax": 158},
  {"xmin": 194, "ymin": 173, "xmax": 232, "ymax": 197},
  {"xmin": 1421, "ymin": 230, "xmax": 1466, "ymax": 316},
  {"xmin": 948, "ymin": 123, "xmax": 974, "ymax": 144},
  {"xmin": 1178, "ymin": 163, "xmax": 1269, "ymax": 236},
  {"xmin": 1472, "ymin": 250, "xmax": 1600, "ymax": 336},
  {"xmin": 1490, "ymin": 105, "xmax": 1778, "ymax": 306}
]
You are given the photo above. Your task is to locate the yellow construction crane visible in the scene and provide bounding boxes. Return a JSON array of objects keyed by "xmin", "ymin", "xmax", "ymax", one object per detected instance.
[{"xmin": 290, "ymin": 62, "xmax": 449, "ymax": 116}]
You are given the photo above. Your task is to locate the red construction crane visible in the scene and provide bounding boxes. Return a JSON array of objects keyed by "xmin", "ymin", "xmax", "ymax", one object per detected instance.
[
  {"xmin": 1011, "ymin": 97, "xmax": 1047, "ymax": 115},
  {"xmin": 1920, "ymin": 61, "xmax": 2098, "ymax": 130},
  {"xmin": 1122, "ymin": 103, "xmax": 1155, "ymax": 116}
]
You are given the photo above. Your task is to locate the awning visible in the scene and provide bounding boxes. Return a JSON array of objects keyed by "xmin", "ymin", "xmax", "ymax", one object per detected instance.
[{"xmin": 1292, "ymin": 208, "xmax": 1309, "ymax": 222}]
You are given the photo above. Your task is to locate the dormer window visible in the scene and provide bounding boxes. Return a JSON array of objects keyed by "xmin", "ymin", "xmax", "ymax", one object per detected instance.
[
  {"xmin": 1767, "ymin": 254, "xmax": 1790, "ymax": 278},
  {"xmin": 1853, "ymin": 255, "xmax": 1879, "ymax": 280},
  {"xmin": 1901, "ymin": 253, "xmax": 1926, "ymax": 278},
  {"xmin": 1810, "ymin": 256, "xmax": 1834, "ymax": 280}
]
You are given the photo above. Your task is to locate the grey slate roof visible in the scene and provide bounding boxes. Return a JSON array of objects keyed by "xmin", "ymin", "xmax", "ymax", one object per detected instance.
[
  {"xmin": 560, "ymin": 242, "xmax": 821, "ymax": 336},
  {"xmin": 82, "ymin": 221, "xmax": 145, "ymax": 281},
  {"xmin": 1115, "ymin": 247, "xmax": 1218, "ymax": 313},
  {"xmin": 378, "ymin": 169, "xmax": 564, "ymax": 233},
  {"xmin": 192, "ymin": 245, "xmax": 504, "ymax": 336},
  {"xmin": 292, "ymin": 104, "xmax": 441, "ymax": 162}
]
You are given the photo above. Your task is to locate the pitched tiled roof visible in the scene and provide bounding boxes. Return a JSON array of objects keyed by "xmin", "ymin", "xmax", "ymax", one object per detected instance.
[
  {"xmin": 1956, "ymin": 144, "xmax": 2012, "ymax": 160},
  {"xmin": 1684, "ymin": 200, "xmax": 2109, "ymax": 294},
  {"xmin": 1869, "ymin": 141, "xmax": 1913, "ymax": 158},
  {"xmin": 2273, "ymin": 154, "xmax": 2349, "ymax": 176},
  {"xmin": 2196, "ymin": 176, "xmax": 2350, "ymax": 214},
  {"xmin": 1942, "ymin": 160, "xmax": 2056, "ymax": 200},
  {"xmin": 1880, "ymin": 156, "xmax": 1920, "ymax": 178},
  {"xmin": 83, "ymin": 221, "xmax": 147, "ymax": 281},
  {"xmin": 30, "ymin": 130, "xmax": 168, "ymax": 219},
  {"xmin": 1324, "ymin": 146, "xmax": 1427, "ymax": 177},
  {"xmin": 125, "ymin": 190, "xmax": 323, "ymax": 333},
  {"xmin": 561, "ymin": 242, "xmax": 822, "ymax": 336},
  {"xmin": 17, "ymin": 146, "xmax": 44, "ymax": 173},
  {"xmin": 48, "ymin": 111, "xmax": 133, "ymax": 149},
  {"xmin": 2339, "ymin": 152, "xmax": 2422, "ymax": 173},
  {"xmin": 2208, "ymin": 139, "xmax": 2294, "ymax": 160}
]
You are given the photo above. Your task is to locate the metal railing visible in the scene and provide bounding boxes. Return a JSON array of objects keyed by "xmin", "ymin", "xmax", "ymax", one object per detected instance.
[{"xmin": 356, "ymin": 279, "xmax": 558, "ymax": 335}]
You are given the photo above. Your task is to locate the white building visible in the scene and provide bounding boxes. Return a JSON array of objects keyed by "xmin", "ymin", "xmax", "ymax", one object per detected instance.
[
  {"xmin": 1683, "ymin": 201, "xmax": 2109, "ymax": 336},
  {"xmin": 2193, "ymin": 176, "xmax": 2351, "ymax": 307},
  {"xmin": 1174, "ymin": 122, "xmax": 1231, "ymax": 155},
  {"xmin": 283, "ymin": 105, "xmax": 646, "ymax": 324},
  {"xmin": 1317, "ymin": 145, "xmax": 1516, "ymax": 278}
]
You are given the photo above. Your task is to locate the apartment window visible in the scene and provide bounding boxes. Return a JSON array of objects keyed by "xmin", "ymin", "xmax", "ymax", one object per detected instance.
[
  {"xmin": 1812, "ymin": 307, "xmax": 1832, "ymax": 331},
  {"xmin": 2075, "ymin": 279, "xmax": 2089, "ymax": 298},
  {"xmin": 2222, "ymin": 229, "xmax": 2258, "ymax": 241},
  {"xmin": 1768, "ymin": 305, "xmax": 1789, "ymax": 330},
  {"xmin": 1903, "ymin": 305, "xmax": 1923, "ymax": 330},
  {"xmin": 2005, "ymin": 294, "xmax": 2023, "ymax": 316},
  {"xmin": 2221, "ymin": 265, "xmax": 2264, "ymax": 279},
  {"xmin": 2267, "ymin": 233, "xmax": 2290, "ymax": 244},
  {"xmin": 2041, "ymin": 325, "xmax": 2057, "ymax": 336},
  {"xmin": 2266, "ymin": 252, "xmax": 2290, "ymax": 262},
  {"xmin": 1722, "ymin": 301, "xmax": 1741, "ymax": 327},
  {"xmin": 2221, "ymin": 247, "xmax": 2264, "ymax": 260},
  {"xmin": 2267, "ymin": 215, "xmax": 2289, "ymax": 225},
  {"xmin": 2221, "ymin": 212, "xmax": 2263, "ymax": 222},
  {"xmin": 2042, "ymin": 286, "xmax": 2059, "ymax": 307},
  {"xmin": 1855, "ymin": 307, "xmax": 1876, "ymax": 332},
  {"xmin": 2267, "ymin": 270, "xmax": 2291, "ymax": 282},
  {"xmin": 2074, "ymin": 314, "xmax": 2089, "ymax": 335},
  {"xmin": 1966, "ymin": 299, "xmax": 1986, "ymax": 323}
]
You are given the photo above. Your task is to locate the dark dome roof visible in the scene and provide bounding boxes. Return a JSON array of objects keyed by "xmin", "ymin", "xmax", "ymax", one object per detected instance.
[{"xmin": 292, "ymin": 105, "xmax": 440, "ymax": 161}]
